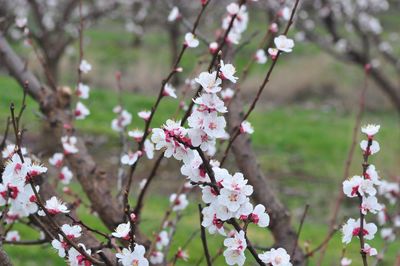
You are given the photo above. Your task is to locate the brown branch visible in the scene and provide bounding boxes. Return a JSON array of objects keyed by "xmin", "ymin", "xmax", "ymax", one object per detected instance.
[
  {"xmin": 77, "ymin": 0, "xmax": 84, "ymax": 86},
  {"xmin": 36, "ymin": 181, "xmax": 116, "ymax": 264},
  {"xmin": 198, "ymin": 204, "xmax": 212, "ymax": 266},
  {"xmin": 3, "ymin": 239, "xmax": 47, "ymax": 245},
  {"xmin": 357, "ymin": 138, "xmax": 374, "ymax": 266},
  {"xmin": 291, "ymin": 204, "xmax": 309, "ymax": 258},
  {"xmin": 305, "ymin": 228, "xmax": 338, "ymax": 257},
  {"xmin": 27, "ymin": 35, "xmax": 58, "ymax": 91},
  {"xmin": 0, "ymin": 117, "xmax": 10, "ymax": 151},
  {"xmin": 0, "ymin": 33, "xmax": 50, "ymax": 104},
  {"xmin": 133, "ymin": 154, "xmax": 164, "ymax": 217},
  {"xmin": 65, "ymin": 213, "xmax": 110, "ymax": 240}
]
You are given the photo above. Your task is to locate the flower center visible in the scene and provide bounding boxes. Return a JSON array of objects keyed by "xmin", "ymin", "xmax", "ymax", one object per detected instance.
[
  {"xmin": 351, "ymin": 185, "xmax": 359, "ymax": 196},
  {"xmin": 274, "ymin": 256, "xmax": 282, "ymax": 264},
  {"xmin": 229, "ymin": 193, "xmax": 238, "ymax": 202},
  {"xmin": 352, "ymin": 227, "xmax": 368, "ymax": 237}
]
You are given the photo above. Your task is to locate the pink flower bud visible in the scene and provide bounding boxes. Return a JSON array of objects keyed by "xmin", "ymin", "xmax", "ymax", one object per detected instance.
[{"xmin": 269, "ymin": 23, "xmax": 278, "ymax": 33}]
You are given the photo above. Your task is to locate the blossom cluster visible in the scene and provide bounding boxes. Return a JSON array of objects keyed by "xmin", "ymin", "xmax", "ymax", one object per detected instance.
[
  {"xmin": 0, "ymin": 145, "xmax": 99, "ymax": 265},
  {"xmin": 109, "ymin": 220, "xmax": 149, "ymax": 265},
  {"xmin": 0, "ymin": 145, "xmax": 89, "ymax": 264},
  {"xmin": 149, "ymin": 52, "xmax": 293, "ymax": 264},
  {"xmin": 0, "ymin": 149, "xmax": 45, "ymax": 223}
]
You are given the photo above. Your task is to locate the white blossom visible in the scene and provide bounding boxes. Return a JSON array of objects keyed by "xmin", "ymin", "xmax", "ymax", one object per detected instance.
[
  {"xmin": 342, "ymin": 218, "xmax": 377, "ymax": 244},
  {"xmin": 360, "ymin": 140, "xmax": 380, "ymax": 155},
  {"xmin": 79, "ymin": 60, "xmax": 92, "ymax": 74},
  {"xmin": 184, "ymin": 32, "xmax": 199, "ymax": 48},
  {"xmin": 112, "ymin": 222, "xmax": 131, "ymax": 239},
  {"xmin": 168, "ymin": 7, "xmax": 180, "ymax": 22},
  {"xmin": 223, "ymin": 231, "xmax": 247, "ymax": 266},
  {"xmin": 255, "ymin": 49, "xmax": 267, "ymax": 64},
  {"xmin": 259, "ymin": 247, "xmax": 292, "ymax": 266},
  {"xmin": 361, "ymin": 124, "xmax": 380, "ymax": 137},
  {"xmin": 274, "ymin": 35, "xmax": 295, "ymax": 53},
  {"xmin": 220, "ymin": 60, "xmax": 238, "ymax": 83}
]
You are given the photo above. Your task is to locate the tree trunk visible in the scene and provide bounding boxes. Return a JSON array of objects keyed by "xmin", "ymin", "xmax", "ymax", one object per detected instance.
[{"xmin": 45, "ymin": 54, "xmax": 60, "ymax": 85}]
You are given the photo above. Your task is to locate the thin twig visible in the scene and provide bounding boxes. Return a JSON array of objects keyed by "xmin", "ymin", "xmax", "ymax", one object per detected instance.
[
  {"xmin": 77, "ymin": 0, "xmax": 84, "ymax": 86},
  {"xmin": 198, "ymin": 204, "xmax": 212, "ymax": 266},
  {"xmin": 2, "ymin": 239, "xmax": 47, "ymax": 245},
  {"xmin": 305, "ymin": 227, "xmax": 338, "ymax": 257},
  {"xmin": 65, "ymin": 213, "xmax": 110, "ymax": 239},
  {"xmin": 291, "ymin": 204, "xmax": 309, "ymax": 258},
  {"xmin": 0, "ymin": 117, "xmax": 11, "ymax": 152}
]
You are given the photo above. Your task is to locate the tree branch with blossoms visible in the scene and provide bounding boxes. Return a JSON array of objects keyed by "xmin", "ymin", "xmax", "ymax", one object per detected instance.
[
  {"xmin": 6, "ymin": 95, "xmax": 110, "ymax": 265},
  {"xmin": 341, "ymin": 124, "xmax": 384, "ymax": 266}
]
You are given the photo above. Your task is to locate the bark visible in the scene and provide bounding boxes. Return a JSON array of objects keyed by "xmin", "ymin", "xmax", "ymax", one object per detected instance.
[
  {"xmin": 0, "ymin": 33, "xmax": 48, "ymax": 104},
  {"xmin": 227, "ymin": 93, "xmax": 306, "ymax": 265},
  {"xmin": 0, "ymin": 244, "xmax": 13, "ymax": 266}
]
